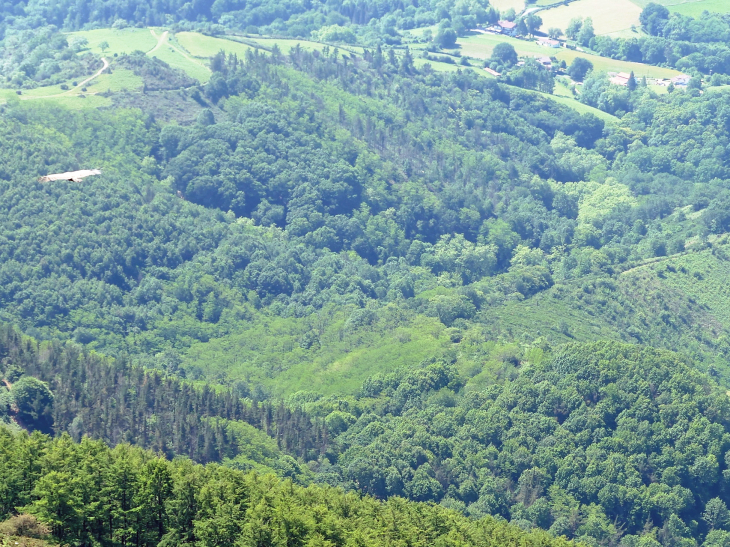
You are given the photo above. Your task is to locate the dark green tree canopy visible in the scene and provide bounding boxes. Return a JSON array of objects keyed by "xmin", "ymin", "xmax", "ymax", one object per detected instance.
[
  {"xmin": 491, "ymin": 42, "xmax": 519, "ymax": 66},
  {"xmin": 11, "ymin": 376, "xmax": 54, "ymax": 433},
  {"xmin": 567, "ymin": 57, "xmax": 593, "ymax": 82}
]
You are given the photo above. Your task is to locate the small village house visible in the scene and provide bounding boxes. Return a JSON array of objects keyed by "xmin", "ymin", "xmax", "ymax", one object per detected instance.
[{"xmin": 497, "ymin": 20, "xmax": 518, "ymax": 36}]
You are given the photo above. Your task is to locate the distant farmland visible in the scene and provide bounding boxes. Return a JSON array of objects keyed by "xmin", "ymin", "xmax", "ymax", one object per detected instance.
[
  {"xmin": 629, "ymin": 0, "xmax": 730, "ymax": 14},
  {"xmin": 538, "ymin": 0, "xmax": 642, "ymax": 36}
]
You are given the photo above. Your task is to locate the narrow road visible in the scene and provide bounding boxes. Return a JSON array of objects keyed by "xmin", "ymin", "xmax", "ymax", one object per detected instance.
[
  {"xmin": 63, "ymin": 57, "xmax": 109, "ymax": 94},
  {"xmin": 148, "ymin": 29, "xmax": 169, "ymax": 54},
  {"xmin": 23, "ymin": 57, "xmax": 109, "ymax": 100},
  {"xmin": 2, "ymin": 378, "xmax": 11, "ymax": 389}
]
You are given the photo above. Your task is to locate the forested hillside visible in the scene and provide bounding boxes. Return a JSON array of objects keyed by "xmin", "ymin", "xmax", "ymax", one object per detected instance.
[
  {"xmin": 3, "ymin": 42, "xmax": 730, "ymax": 390},
  {"xmin": 6, "ymin": 327, "xmax": 730, "ymax": 546},
  {"xmin": 0, "ymin": 429, "xmax": 578, "ymax": 547},
  {"xmin": 5, "ymin": 0, "xmax": 730, "ymax": 545}
]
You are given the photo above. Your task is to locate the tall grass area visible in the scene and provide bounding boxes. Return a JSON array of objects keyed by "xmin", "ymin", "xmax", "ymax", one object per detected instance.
[{"xmin": 181, "ymin": 305, "xmax": 453, "ymax": 396}]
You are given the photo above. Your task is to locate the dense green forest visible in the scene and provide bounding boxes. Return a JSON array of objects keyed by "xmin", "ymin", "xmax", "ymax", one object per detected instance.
[
  {"xmin": 0, "ymin": 428, "xmax": 579, "ymax": 547},
  {"xmin": 6, "ymin": 327, "xmax": 730, "ymax": 546},
  {"xmin": 2, "ymin": 42, "xmax": 730, "ymax": 385},
  {"xmin": 6, "ymin": 0, "xmax": 730, "ymax": 546}
]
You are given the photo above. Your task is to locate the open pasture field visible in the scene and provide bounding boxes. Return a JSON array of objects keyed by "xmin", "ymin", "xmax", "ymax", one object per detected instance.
[
  {"xmin": 458, "ymin": 32, "xmax": 681, "ymax": 79},
  {"xmin": 0, "ymin": 66, "xmax": 138, "ymax": 107},
  {"xmin": 85, "ymin": 68, "xmax": 144, "ymax": 93},
  {"xmin": 669, "ymin": 0, "xmax": 730, "ymax": 15},
  {"xmin": 548, "ymin": 93, "xmax": 618, "ymax": 121},
  {"xmin": 0, "ymin": 89, "xmax": 112, "ymax": 108},
  {"xmin": 176, "ymin": 32, "xmax": 255, "ymax": 59},
  {"xmin": 538, "ymin": 0, "xmax": 642, "ymax": 36},
  {"xmin": 66, "ymin": 28, "xmax": 157, "ymax": 56},
  {"xmin": 150, "ymin": 41, "xmax": 212, "ymax": 81},
  {"xmin": 630, "ymin": 0, "xmax": 730, "ymax": 15}
]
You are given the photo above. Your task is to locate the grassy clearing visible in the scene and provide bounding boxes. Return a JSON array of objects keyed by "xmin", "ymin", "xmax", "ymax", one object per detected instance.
[
  {"xmin": 544, "ymin": 93, "xmax": 618, "ymax": 121},
  {"xmin": 66, "ymin": 28, "xmax": 157, "ymax": 56},
  {"xmin": 457, "ymin": 32, "xmax": 681, "ymax": 78},
  {"xmin": 181, "ymin": 309, "xmax": 451, "ymax": 396},
  {"xmin": 149, "ymin": 40, "xmax": 211, "ymax": 82},
  {"xmin": 414, "ymin": 57, "xmax": 471, "ymax": 73},
  {"xmin": 22, "ymin": 94, "xmax": 112, "ymax": 109},
  {"xmin": 0, "ymin": 71, "xmax": 127, "ymax": 106},
  {"xmin": 671, "ymin": 0, "xmax": 730, "ymax": 15},
  {"xmin": 626, "ymin": 242, "xmax": 730, "ymax": 329},
  {"xmin": 177, "ymin": 32, "xmax": 255, "ymax": 59},
  {"xmin": 85, "ymin": 68, "xmax": 143, "ymax": 93},
  {"xmin": 538, "ymin": 0, "xmax": 642, "ymax": 36},
  {"xmin": 178, "ymin": 33, "xmax": 362, "ymax": 60},
  {"xmin": 630, "ymin": 0, "xmax": 730, "ymax": 15}
]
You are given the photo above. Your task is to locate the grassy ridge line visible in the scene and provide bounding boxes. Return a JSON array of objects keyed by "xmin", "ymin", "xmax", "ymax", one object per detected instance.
[{"xmin": 3, "ymin": 25, "xmax": 677, "ymax": 119}]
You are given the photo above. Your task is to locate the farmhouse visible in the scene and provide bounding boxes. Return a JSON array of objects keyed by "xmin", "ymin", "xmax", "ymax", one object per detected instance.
[
  {"xmin": 484, "ymin": 67, "xmax": 501, "ymax": 77},
  {"xmin": 671, "ymin": 74, "xmax": 691, "ymax": 86},
  {"xmin": 537, "ymin": 38, "xmax": 560, "ymax": 48},
  {"xmin": 38, "ymin": 169, "xmax": 102, "ymax": 183},
  {"xmin": 609, "ymin": 72, "xmax": 631, "ymax": 86},
  {"xmin": 535, "ymin": 56, "xmax": 553, "ymax": 69},
  {"xmin": 497, "ymin": 20, "xmax": 518, "ymax": 36}
]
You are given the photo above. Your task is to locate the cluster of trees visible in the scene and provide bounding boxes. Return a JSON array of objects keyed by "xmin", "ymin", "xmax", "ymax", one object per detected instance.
[
  {"xmin": 0, "ymin": 429, "xmax": 578, "ymax": 547},
  {"xmin": 0, "ymin": 26, "xmax": 96, "ymax": 88},
  {"xmin": 0, "ymin": 324, "xmax": 325, "ymax": 471}
]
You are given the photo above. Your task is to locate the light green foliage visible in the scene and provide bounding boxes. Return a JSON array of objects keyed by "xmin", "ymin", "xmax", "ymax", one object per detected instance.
[
  {"xmin": 311, "ymin": 25, "xmax": 357, "ymax": 44},
  {"xmin": 567, "ymin": 178, "xmax": 638, "ymax": 226}
]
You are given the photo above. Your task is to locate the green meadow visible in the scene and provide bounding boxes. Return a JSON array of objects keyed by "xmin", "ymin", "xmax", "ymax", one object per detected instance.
[
  {"xmin": 67, "ymin": 28, "xmax": 158, "ymax": 56},
  {"xmin": 630, "ymin": 0, "xmax": 730, "ymax": 15},
  {"xmin": 456, "ymin": 32, "xmax": 681, "ymax": 79},
  {"xmin": 179, "ymin": 306, "xmax": 453, "ymax": 396}
]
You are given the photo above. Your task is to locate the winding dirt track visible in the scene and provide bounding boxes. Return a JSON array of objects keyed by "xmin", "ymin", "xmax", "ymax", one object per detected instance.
[
  {"xmin": 63, "ymin": 57, "xmax": 109, "ymax": 94},
  {"xmin": 23, "ymin": 57, "xmax": 109, "ymax": 99},
  {"xmin": 148, "ymin": 29, "xmax": 169, "ymax": 54}
]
